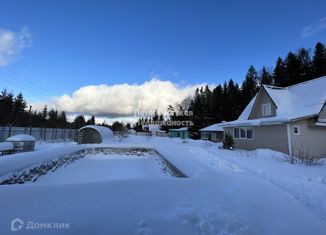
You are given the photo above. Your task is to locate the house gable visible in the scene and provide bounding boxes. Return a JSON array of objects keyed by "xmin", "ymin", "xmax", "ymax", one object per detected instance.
[
  {"xmin": 249, "ymin": 86, "xmax": 277, "ymax": 120},
  {"xmin": 318, "ymin": 102, "xmax": 326, "ymax": 122}
]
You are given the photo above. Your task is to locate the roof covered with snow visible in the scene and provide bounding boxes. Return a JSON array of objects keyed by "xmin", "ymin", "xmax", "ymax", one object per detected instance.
[
  {"xmin": 148, "ymin": 125, "xmax": 161, "ymax": 132},
  {"xmin": 200, "ymin": 123, "xmax": 224, "ymax": 132},
  {"xmin": 0, "ymin": 142, "xmax": 13, "ymax": 151},
  {"xmin": 170, "ymin": 127, "xmax": 188, "ymax": 131},
  {"xmin": 79, "ymin": 125, "xmax": 113, "ymax": 142},
  {"xmin": 6, "ymin": 134, "xmax": 36, "ymax": 142},
  {"xmin": 222, "ymin": 76, "xmax": 326, "ymax": 126}
]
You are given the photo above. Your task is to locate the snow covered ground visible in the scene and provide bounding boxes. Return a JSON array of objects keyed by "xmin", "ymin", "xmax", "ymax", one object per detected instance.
[
  {"xmin": 32, "ymin": 152, "xmax": 174, "ymax": 184},
  {"xmin": 1, "ymin": 135, "xmax": 326, "ymax": 234}
]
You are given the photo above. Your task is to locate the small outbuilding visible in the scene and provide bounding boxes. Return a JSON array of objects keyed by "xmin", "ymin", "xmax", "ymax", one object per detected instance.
[
  {"xmin": 75, "ymin": 125, "xmax": 113, "ymax": 144},
  {"xmin": 199, "ymin": 123, "xmax": 224, "ymax": 142},
  {"xmin": 6, "ymin": 134, "xmax": 36, "ymax": 152},
  {"xmin": 143, "ymin": 124, "xmax": 161, "ymax": 136},
  {"xmin": 169, "ymin": 127, "xmax": 189, "ymax": 139}
]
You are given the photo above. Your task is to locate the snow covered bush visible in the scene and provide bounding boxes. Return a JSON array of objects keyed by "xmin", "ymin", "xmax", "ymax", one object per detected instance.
[
  {"xmin": 295, "ymin": 146, "xmax": 321, "ymax": 166},
  {"xmin": 282, "ymin": 146, "xmax": 321, "ymax": 166},
  {"xmin": 223, "ymin": 132, "xmax": 234, "ymax": 150}
]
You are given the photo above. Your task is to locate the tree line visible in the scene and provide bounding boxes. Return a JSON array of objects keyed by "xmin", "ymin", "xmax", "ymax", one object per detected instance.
[
  {"xmin": 0, "ymin": 90, "xmax": 97, "ymax": 129},
  {"xmin": 166, "ymin": 41, "xmax": 326, "ymax": 139}
]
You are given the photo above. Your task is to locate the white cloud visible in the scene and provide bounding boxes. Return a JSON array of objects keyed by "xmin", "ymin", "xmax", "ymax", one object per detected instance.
[
  {"xmin": 33, "ymin": 77, "xmax": 212, "ymax": 122},
  {"xmin": 0, "ymin": 27, "xmax": 31, "ymax": 66},
  {"xmin": 301, "ymin": 16, "xmax": 326, "ymax": 38}
]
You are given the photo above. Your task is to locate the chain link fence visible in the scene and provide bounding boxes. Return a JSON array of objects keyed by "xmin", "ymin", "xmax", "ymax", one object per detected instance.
[{"xmin": 0, "ymin": 126, "xmax": 77, "ymax": 142}]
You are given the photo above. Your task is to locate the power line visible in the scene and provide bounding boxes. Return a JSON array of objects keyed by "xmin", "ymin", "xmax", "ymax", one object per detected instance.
[{"xmin": 0, "ymin": 69, "xmax": 56, "ymax": 99}]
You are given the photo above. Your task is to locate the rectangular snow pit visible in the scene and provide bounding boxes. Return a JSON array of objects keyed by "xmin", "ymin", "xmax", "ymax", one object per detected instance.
[{"xmin": 18, "ymin": 148, "xmax": 186, "ymax": 184}]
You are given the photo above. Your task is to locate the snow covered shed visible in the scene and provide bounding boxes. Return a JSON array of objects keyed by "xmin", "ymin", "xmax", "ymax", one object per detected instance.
[
  {"xmin": 75, "ymin": 125, "xmax": 113, "ymax": 144},
  {"xmin": 143, "ymin": 124, "xmax": 161, "ymax": 135},
  {"xmin": 199, "ymin": 123, "xmax": 224, "ymax": 142},
  {"xmin": 6, "ymin": 134, "xmax": 36, "ymax": 153},
  {"xmin": 169, "ymin": 127, "xmax": 189, "ymax": 139}
]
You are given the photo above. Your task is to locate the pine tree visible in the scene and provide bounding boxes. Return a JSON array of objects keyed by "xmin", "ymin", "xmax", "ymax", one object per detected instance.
[
  {"xmin": 297, "ymin": 48, "xmax": 313, "ymax": 83},
  {"xmin": 211, "ymin": 85, "xmax": 223, "ymax": 122},
  {"xmin": 241, "ymin": 65, "xmax": 259, "ymax": 109},
  {"xmin": 152, "ymin": 110, "xmax": 159, "ymax": 122},
  {"xmin": 48, "ymin": 109, "xmax": 58, "ymax": 128},
  {"xmin": 73, "ymin": 115, "xmax": 86, "ymax": 129},
  {"xmin": 188, "ymin": 88, "xmax": 205, "ymax": 139},
  {"xmin": 58, "ymin": 111, "xmax": 68, "ymax": 128},
  {"xmin": 227, "ymin": 79, "xmax": 241, "ymax": 120},
  {"xmin": 273, "ymin": 57, "xmax": 286, "ymax": 86},
  {"xmin": 260, "ymin": 67, "xmax": 273, "ymax": 85},
  {"xmin": 90, "ymin": 115, "xmax": 95, "ymax": 125},
  {"xmin": 313, "ymin": 42, "xmax": 326, "ymax": 78},
  {"xmin": 0, "ymin": 90, "xmax": 14, "ymax": 125},
  {"xmin": 284, "ymin": 52, "xmax": 301, "ymax": 86},
  {"xmin": 42, "ymin": 106, "xmax": 48, "ymax": 120},
  {"xmin": 86, "ymin": 115, "xmax": 96, "ymax": 125}
]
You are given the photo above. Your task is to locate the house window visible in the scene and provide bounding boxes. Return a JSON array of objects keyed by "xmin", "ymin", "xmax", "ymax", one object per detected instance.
[
  {"xmin": 233, "ymin": 127, "xmax": 254, "ymax": 140},
  {"xmin": 293, "ymin": 125, "xmax": 300, "ymax": 135},
  {"xmin": 246, "ymin": 128, "xmax": 253, "ymax": 139},
  {"xmin": 262, "ymin": 103, "xmax": 272, "ymax": 116},
  {"xmin": 234, "ymin": 128, "xmax": 240, "ymax": 138},
  {"xmin": 240, "ymin": 128, "xmax": 246, "ymax": 138}
]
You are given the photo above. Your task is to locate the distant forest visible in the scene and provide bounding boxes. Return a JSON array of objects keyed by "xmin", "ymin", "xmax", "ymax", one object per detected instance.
[
  {"xmin": 0, "ymin": 92, "xmax": 96, "ymax": 129},
  {"xmin": 1, "ymin": 42, "xmax": 326, "ymax": 134},
  {"xmin": 163, "ymin": 41, "xmax": 326, "ymax": 139}
]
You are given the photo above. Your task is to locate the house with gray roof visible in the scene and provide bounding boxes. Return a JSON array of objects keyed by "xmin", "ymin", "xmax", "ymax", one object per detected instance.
[
  {"xmin": 199, "ymin": 123, "xmax": 224, "ymax": 142},
  {"xmin": 221, "ymin": 76, "xmax": 326, "ymax": 157}
]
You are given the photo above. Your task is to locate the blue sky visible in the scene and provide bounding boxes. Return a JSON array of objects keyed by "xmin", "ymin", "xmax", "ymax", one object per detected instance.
[{"xmin": 0, "ymin": 0, "xmax": 326, "ymax": 121}]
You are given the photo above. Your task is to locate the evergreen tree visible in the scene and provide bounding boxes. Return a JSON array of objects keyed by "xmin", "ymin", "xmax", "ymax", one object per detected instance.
[
  {"xmin": 133, "ymin": 118, "xmax": 143, "ymax": 132},
  {"xmin": 273, "ymin": 57, "xmax": 286, "ymax": 86},
  {"xmin": 188, "ymin": 88, "xmax": 205, "ymax": 139},
  {"xmin": 313, "ymin": 42, "xmax": 326, "ymax": 78},
  {"xmin": 42, "ymin": 106, "xmax": 48, "ymax": 120},
  {"xmin": 297, "ymin": 48, "xmax": 313, "ymax": 83},
  {"xmin": 211, "ymin": 85, "xmax": 223, "ymax": 123},
  {"xmin": 227, "ymin": 79, "xmax": 241, "ymax": 120},
  {"xmin": 152, "ymin": 110, "xmax": 159, "ymax": 122},
  {"xmin": 260, "ymin": 67, "xmax": 273, "ymax": 85},
  {"xmin": 90, "ymin": 115, "xmax": 95, "ymax": 125},
  {"xmin": 241, "ymin": 65, "xmax": 259, "ymax": 109},
  {"xmin": 86, "ymin": 115, "xmax": 96, "ymax": 125},
  {"xmin": 284, "ymin": 52, "xmax": 301, "ymax": 86},
  {"xmin": 57, "ymin": 111, "xmax": 68, "ymax": 128},
  {"xmin": 48, "ymin": 109, "xmax": 58, "ymax": 128},
  {"xmin": 73, "ymin": 115, "xmax": 86, "ymax": 129},
  {"xmin": 0, "ymin": 90, "xmax": 14, "ymax": 125},
  {"xmin": 111, "ymin": 121, "xmax": 123, "ymax": 132}
]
